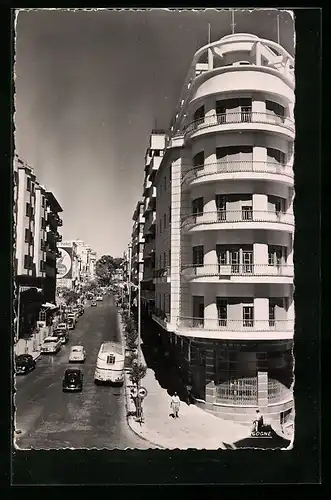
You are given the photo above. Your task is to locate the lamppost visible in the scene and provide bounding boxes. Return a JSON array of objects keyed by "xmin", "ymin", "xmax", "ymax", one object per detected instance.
[{"xmin": 15, "ymin": 286, "xmax": 43, "ymax": 351}]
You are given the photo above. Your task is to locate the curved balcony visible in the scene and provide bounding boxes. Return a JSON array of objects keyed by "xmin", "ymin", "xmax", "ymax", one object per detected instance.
[
  {"xmin": 177, "ymin": 317, "xmax": 294, "ymax": 341},
  {"xmin": 181, "ymin": 264, "xmax": 293, "ymax": 284},
  {"xmin": 181, "ymin": 210, "xmax": 294, "ymax": 233},
  {"xmin": 183, "ymin": 112, "xmax": 295, "ymax": 142},
  {"xmin": 182, "ymin": 161, "xmax": 294, "ymax": 191}
]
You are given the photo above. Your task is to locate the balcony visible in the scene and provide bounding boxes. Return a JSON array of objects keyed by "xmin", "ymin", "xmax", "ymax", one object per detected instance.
[
  {"xmin": 176, "ymin": 317, "xmax": 294, "ymax": 341},
  {"xmin": 56, "ymin": 233, "xmax": 62, "ymax": 242},
  {"xmin": 151, "ymin": 308, "xmax": 171, "ymax": 330},
  {"xmin": 147, "ymin": 186, "xmax": 157, "ymax": 211},
  {"xmin": 183, "ymin": 112, "xmax": 295, "ymax": 142},
  {"xmin": 181, "ymin": 264, "xmax": 293, "ymax": 284},
  {"xmin": 148, "ymin": 156, "xmax": 162, "ymax": 180},
  {"xmin": 165, "ymin": 132, "xmax": 184, "ymax": 149},
  {"xmin": 143, "ymin": 177, "xmax": 152, "ymax": 196},
  {"xmin": 181, "ymin": 210, "xmax": 294, "ymax": 233},
  {"xmin": 153, "ymin": 267, "xmax": 171, "ymax": 283},
  {"xmin": 182, "ymin": 161, "xmax": 294, "ymax": 191}
]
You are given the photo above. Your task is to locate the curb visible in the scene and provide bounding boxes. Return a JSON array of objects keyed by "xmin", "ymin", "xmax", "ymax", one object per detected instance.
[{"xmin": 118, "ymin": 311, "xmax": 164, "ymax": 449}]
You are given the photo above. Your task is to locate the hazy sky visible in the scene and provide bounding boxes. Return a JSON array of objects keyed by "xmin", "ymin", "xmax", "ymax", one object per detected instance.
[{"xmin": 14, "ymin": 8, "xmax": 294, "ymax": 258}]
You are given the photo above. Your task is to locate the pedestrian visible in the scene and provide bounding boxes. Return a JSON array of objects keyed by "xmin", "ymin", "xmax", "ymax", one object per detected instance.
[
  {"xmin": 252, "ymin": 409, "xmax": 264, "ymax": 433},
  {"xmin": 170, "ymin": 392, "xmax": 180, "ymax": 418}
]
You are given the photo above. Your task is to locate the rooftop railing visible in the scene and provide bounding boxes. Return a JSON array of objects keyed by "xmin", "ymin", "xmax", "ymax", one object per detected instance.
[
  {"xmin": 182, "ymin": 161, "xmax": 294, "ymax": 186},
  {"xmin": 181, "ymin": 210, "xmax": 294, "ymax": 228}
]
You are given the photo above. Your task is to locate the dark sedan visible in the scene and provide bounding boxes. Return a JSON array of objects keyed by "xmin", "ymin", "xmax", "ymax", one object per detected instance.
[
  {"xmin": 15, "ymin": 354, "xmax": 36, "ymax": 375},
  {"xmin": 62, "ymin": 368, "xmax": 83, "ymax": 392}
]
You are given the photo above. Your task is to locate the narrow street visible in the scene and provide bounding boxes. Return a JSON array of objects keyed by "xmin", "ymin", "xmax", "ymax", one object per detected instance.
[{"xmin": 14, "ymin": 295, "xmax": 152, "ymax": 449}]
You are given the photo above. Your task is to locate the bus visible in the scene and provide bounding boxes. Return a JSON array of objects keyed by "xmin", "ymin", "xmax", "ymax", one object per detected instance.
[{"xmin": 94, "ymin": 341, "xmax": 125, "ymax": 386}]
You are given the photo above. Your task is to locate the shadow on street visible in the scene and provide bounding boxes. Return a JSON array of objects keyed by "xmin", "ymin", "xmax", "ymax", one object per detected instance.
[
  {"xmin": 231, "ymin": 426, "xmax": 291, "ymax": 449},
  {"xmin": 141, "ymin": 318, "xmax": 190, "ymax": 403}
]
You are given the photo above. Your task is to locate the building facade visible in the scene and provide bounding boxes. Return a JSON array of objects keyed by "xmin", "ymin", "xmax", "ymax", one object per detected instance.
[
  {"xmin": 141, "ymin": 130, "xmax": 166, "ymax": 314},
  {"xmin": 147, "ymin": 33, "xmax": 295, "ymax": 428},
  {"xmin": 131, "ymin": 200, "xmax": 145, "ymax": 286},
  {"xmin": 44, "ymin": 191, "xmax": 63, "ymax": 303},
  {"xmin": 14, "ymin": 156, "xmax": 63, "ymax": 339}
]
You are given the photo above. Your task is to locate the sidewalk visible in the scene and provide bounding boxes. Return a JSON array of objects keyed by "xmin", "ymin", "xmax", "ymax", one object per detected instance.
[
  {"xmin": 14, "ymin": 326, "xmax": 51, "ymax": 361},
  {"xmin": 119, "ymin": 315, "xmax": 249, "ymax": 450}
]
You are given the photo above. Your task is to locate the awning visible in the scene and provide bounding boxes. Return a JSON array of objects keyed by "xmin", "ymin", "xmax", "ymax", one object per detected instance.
[{"xmin": 41, "ymin": 302, "xmax": 58, "ymax": 310}]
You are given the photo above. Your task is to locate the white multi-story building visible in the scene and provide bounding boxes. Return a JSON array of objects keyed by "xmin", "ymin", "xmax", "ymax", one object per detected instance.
[
  {"xmin": 140, "ymin": 131, "xmax": 166, "ymax": 312},
  {"xmin": 131, "ymin": 200, "xmax": 145, "ymax": 285},
  {"xmin": 150, "ymin": 33, "xmax": 295, "ymax": 428}
]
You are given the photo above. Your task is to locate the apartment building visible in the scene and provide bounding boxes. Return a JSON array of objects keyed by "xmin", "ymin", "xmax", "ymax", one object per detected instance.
[
  {"xmin": 14, "ymin": 156, "xmax": 63, "ymax": 337},
  {"xmin": 44, "ymin": 191, "xmax": 63, "ymax": 302},
  {"xmin": 140, "ymin": 130, "xmax": 166, "ymax": 314},
  {"xmin": 131, "ymin": 200, "xmax": 145, "ymax": 285},
  {"xmin": 150, "ymin": 33, "xmax": 295, "ymax": 427}
]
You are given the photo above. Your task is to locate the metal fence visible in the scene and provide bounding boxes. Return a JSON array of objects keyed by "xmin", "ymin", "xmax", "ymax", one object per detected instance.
[
  {"xmin": 268, "ymin": 378, "xmax": 293, "ymax": 403},
  {"xmin": 215, "ymin": 377, "xmax": 258, "ymax": 405}
]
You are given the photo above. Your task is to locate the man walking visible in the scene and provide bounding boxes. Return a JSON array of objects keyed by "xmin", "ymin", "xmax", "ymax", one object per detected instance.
[{"xmin": 170, "ymin": 392, "xmax": 180, "ymax": 418}]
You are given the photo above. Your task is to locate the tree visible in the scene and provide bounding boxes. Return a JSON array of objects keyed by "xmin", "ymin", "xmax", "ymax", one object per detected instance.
[
  {"xmin": 60, "ymin": 289, "xmax": 79, "ymax": 305},
  {"xmin": 130, "ymin": 362, "xmax": 147, "ymax": 386},
  {"xmin": 96, "ymin": 255, "xmax": 123, "ymax": 286}
]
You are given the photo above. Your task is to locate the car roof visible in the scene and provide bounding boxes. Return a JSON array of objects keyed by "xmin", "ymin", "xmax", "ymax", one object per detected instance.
[
  {"xmin": 65, "ymin": 368, "xmax": 82, "ymax": 374},
  {"xmin": 44, "ymin": 336, "xmax": 59, "ymax": 341},
  {"xmin": 71, "ymin": 345, "xmax": 84, "ymax": 350}
]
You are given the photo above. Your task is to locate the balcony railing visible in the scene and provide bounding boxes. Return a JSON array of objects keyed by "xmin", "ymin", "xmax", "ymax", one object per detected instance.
[
  {"xmin": 178, "ymin": 317, "xmax": 293, "ymax": 331},
  {"xmin": 181, "ymin": 263, "xmax": 293, "ymax": 278},
  {"xmin": 152, "ymin": 307, "xmax": 170, "ymax": 322},
  {"xmin": 182, "ymin": 161, "xmax": 294, "ymax": 186},
  {"xmin": 268, "ymin": 378, "xmax": 293, "ymax": 403},
  {"xmin": 183, "ymin": 111, "xmax": 294, "ymax": 135},
  {"xmin": 181, "ymin": 210, "xmax": 294, "ymax": 229}
]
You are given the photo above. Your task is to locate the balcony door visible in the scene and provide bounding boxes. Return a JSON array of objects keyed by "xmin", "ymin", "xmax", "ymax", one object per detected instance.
[
  {"xmin": 192, "ymin": 296, "xmax": 204, "ymax": 327},
  {"xmin": 243, "ymin": 306, "xmax": 254, "ymax": 327},
  {"xmin": 217, "ymin": 298, "xmax": 227, "ymax": 326},
  {"xmin": 242, "ymin": 250, "xmax": 253, "ymax": 273},
  {"xmin": 230, "ymin": 250, "xmax": 240, "ymax": 274},
  {"xmin": 192, "ymin": 197, "xmax": 203, "ymax": 222}
]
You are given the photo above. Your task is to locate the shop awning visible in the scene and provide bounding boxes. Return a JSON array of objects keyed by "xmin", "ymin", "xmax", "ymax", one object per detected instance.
[{"xmin": 41, "ymin": 302, "xmax": 58, "ymax": 310}]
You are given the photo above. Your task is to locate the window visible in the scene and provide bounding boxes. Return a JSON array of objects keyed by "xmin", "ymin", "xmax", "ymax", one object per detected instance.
[
  {"xmin": 267, "ymin": 148, "xmax": 286, "ymax": 165},
  {"xmin": 41, "ymin": 196, "xmax": 45, "ymax": 208},
  {"xmin": 243, "ymin": 306, "xmax": 254, "ymax": 327},
  {"xmin": 216, "ymin": 101, "xmax": 226, "ymax": 123},
  {"xmin": 27, "ymin": 177, "xmax": 31, "ymax": 192},
  {"xmin": 163, "ymin": 252, "xmax": 166, "ymax": 268},
  {"xmin": 168, "ymin": 249, "xmax": 171, "ymax": 266},
  {"xmin": 159, "ymin": 255, "xmax": 162, "ymax": 269},
  {"xmin": 193, "ymin": 106, "xmax": 204, "ymax": 128},
  {"xmin": 192, "ymin": 197, "xmax": 203, "ymax": 217},
  {"xmin": 269, "ymin": 299, "xmax": 276, "ymax": 327},
  {"xmin": 24, "ymin": 255, "xmax": 33, "ymax": 270},
  {"xmin": 40, "ymin": 260, "xmax": 45, "ymax": 272},
  {"xmin": 192, "ymin": 246, "xmax": 204, "ymax": 266},
  {"xmin": 106, "ymin": 355, "xmax": 115, "ymax": 364},
  {"xmin": 217, "ymin": 298, "xmax": 227, "ymax": 326},
  {"xmin": 193, "ymin": 151, "xmax": 204, "ymax": 168},
  {"xmin": 25, "ymin": 203, "xmax": 30, "ymax": 217},
  {"xmin": 216, "ymin": 195, "xmax": 226, "ymax": 220},
  {"xmin": 160, "ymin": 219, "xmax": 162, "ymax": 233},
  {"xmin": 266, "ymin": 100, "xmax": 285, "ymax": 120},
  {"xmin": 164, "ymin": 213, "xmax": 166, "ymax": 229},
  {"xmin": 164, "ymin": 176, "xmax": 166, "ymax": 191},
  {"xmin": 24, "ymin": 228, "xmax": 30, "ymax": 243},
  {"xmin": 168, "ymin": 205, "xmax": 171, "ymax": 224},
  {"xmin": 154, "ymin": 150, "xmax": 160, "ymax": 157},
  {"xmin": 268, "ymin": 246, "xmax": 285, "ymax": 267}
]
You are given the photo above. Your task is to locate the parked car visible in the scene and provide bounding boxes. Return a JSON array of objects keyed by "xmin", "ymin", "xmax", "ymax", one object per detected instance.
[
  {"xmin": 41, "ymin": 336, "xmax": 62, "ymax": 354},
  {"xmin": 62, "ymin": 368, "xmax": 83, "ymax": 392},
  {"xmin": 69, "ymin": 345, "xmax": 86, "ymax": 363},
  {"xmin": 91, "ymin": 300, "xmax": 97, "ymax": 307},
  {"xmin": 66, "ymin": 316, "xmax": 76, "ymax": 330},
  {"xmin": 15, "ymin": 354, "xmax": 36, "ymax": 375},
  {"xmin": 56, "ymin": 322, "xmax": 68, "ymax": 332},
  {"xmin": 96, "ymin": 296, "xmax": 103, "ymax": 301},
  {"xmin": 54, "ymin": 328, "xmax": 69, "ymax": 344}
]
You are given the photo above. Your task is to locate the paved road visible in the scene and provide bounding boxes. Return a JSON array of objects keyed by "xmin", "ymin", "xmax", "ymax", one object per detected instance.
[{"xmin": 14, "ymin": 295, "xmax": 153, "ymax": 450}]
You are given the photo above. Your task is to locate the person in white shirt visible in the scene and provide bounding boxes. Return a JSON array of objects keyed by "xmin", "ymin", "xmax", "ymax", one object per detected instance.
[{"xmin": 170, "ymin": 392, "xmax": 180, "ymax": 418}]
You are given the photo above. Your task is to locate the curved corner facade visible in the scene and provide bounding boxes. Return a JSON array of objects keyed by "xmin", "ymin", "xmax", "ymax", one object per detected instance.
[{"xmin": 135, "ymin": 34, "xmax": 295, "ymax": 428}]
